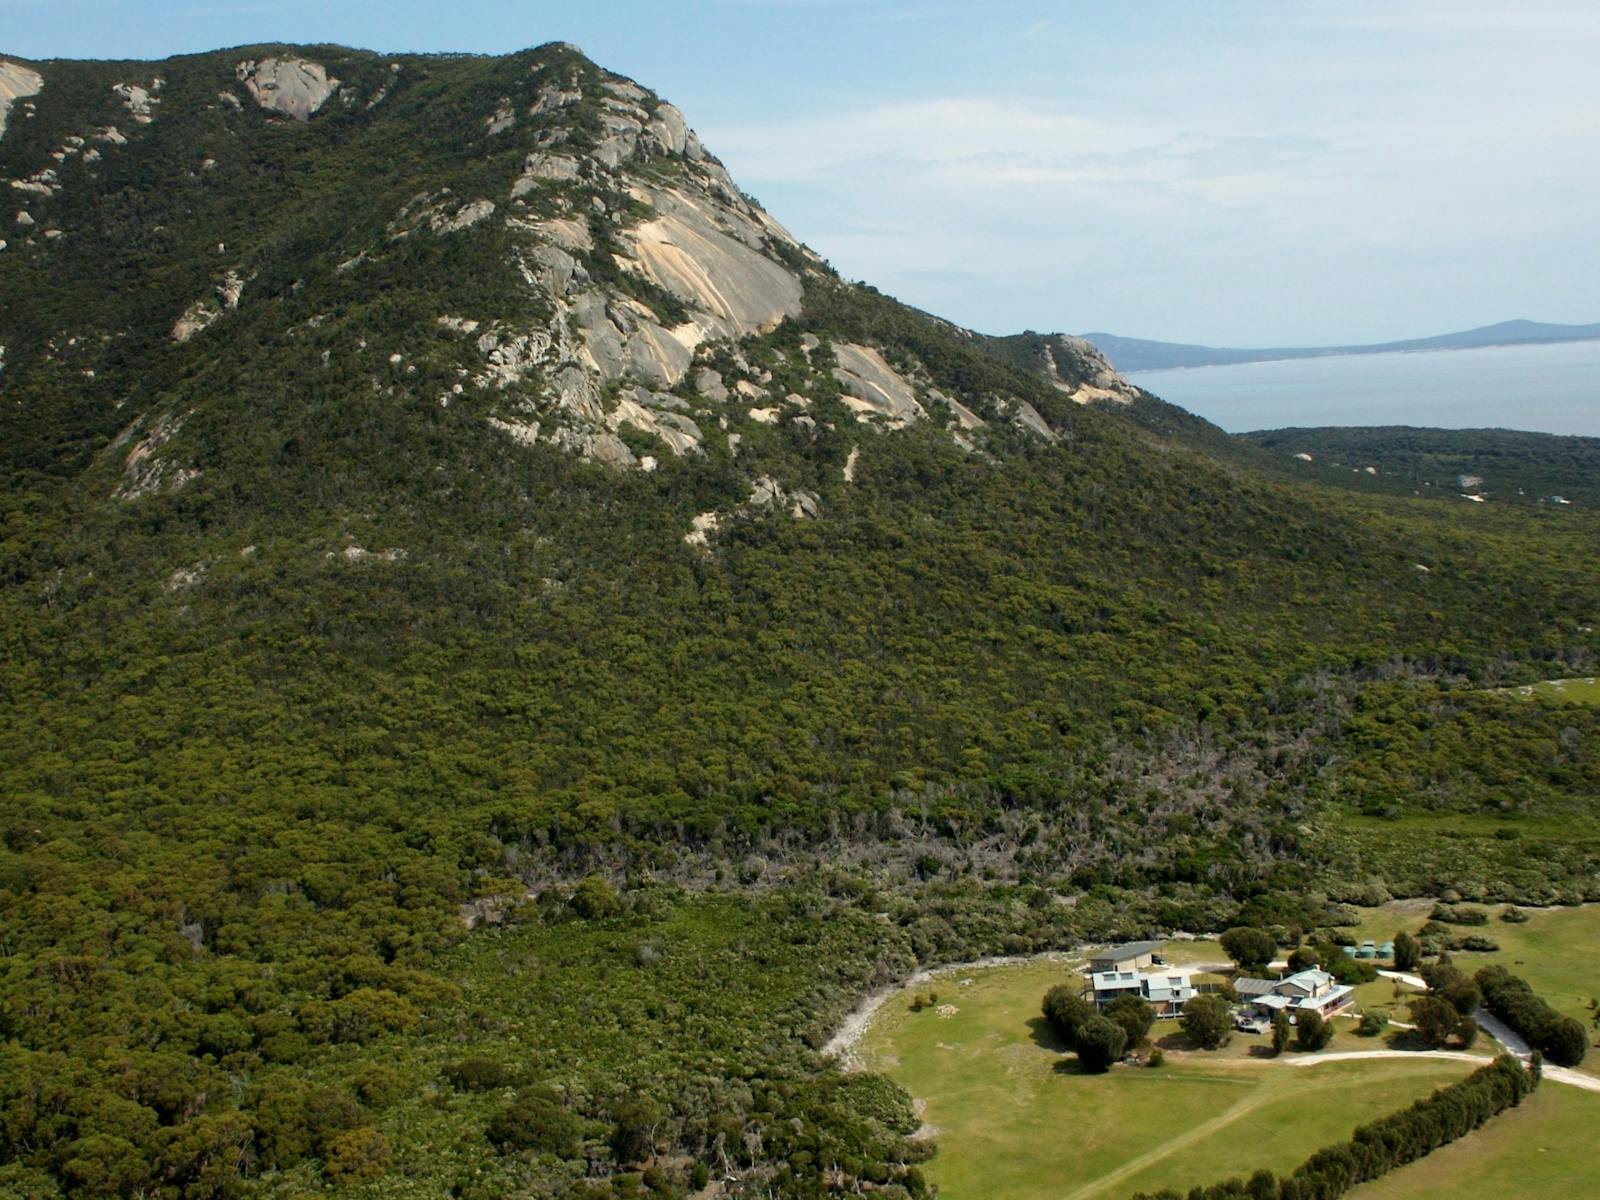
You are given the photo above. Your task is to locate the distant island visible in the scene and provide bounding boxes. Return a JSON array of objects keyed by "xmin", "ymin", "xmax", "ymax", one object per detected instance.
[{"xmin": 1084, "ymin": 318, "xmax": 1600, "ymax": 373}]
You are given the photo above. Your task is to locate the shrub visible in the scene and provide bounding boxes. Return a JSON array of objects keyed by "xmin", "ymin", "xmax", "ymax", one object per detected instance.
[
  {"xmin": 1074, "ymin": 1016, "xmax": 1128, "ymax": 1072},
  {"xmin": 1459, "ymin": 935, "xmax": 1500, "ymax": 952},
  {"xmin": 1220, "ymin": 927, "xmax": 1278, "ymax": 969},
  {"xmin": 1105, "ymin": 994, "xmax": 1155, "ymax": 1045},
  {"xmin": 1410, "ymin": 995, "xmax": 1465, "ymax": 1046},
  {"xmin": 1041, "ymin": 985, "xmax": 1094, "ymax": 1048},
  {"xmin": 1392, "ymin": 931, "xmax": 1422, "ymax": 971},
  {"xmin": 443, "ymin": 1057, "xmax": 518, "ymax": 1092},
  {"xmin": 1357, "ymin": 1011, "xmax": 1386, "ymax": 1037},
  {"xmin": 1500, "ymin": 906, "xmax": 1530, "ymax": 923},
  {"xmin": 1431, "ymin": 904, "xmax": 1489, "ymax": 926},
  {"xmin": 1180, "ymin": 995, "xmax": 1232, "ymax": 1050},
  {"xmin": 487, "ymin": 1089, "xmax": 586, "ymax": 1157},
  {"xmin": 1295, "ymin": 1010, "xmax": 1333, "ymax": 1051}
]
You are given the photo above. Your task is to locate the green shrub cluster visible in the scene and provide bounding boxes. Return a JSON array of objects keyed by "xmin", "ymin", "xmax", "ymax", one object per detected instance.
[{"xmin": 1476, "ymin": 965, "xmax": 1589, "ymax": 1066}]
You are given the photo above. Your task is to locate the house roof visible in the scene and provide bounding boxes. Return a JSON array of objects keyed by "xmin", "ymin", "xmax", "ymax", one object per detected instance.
[
  {"xmin": 1280, "ymin": 968, "xmax": 1334, "ymax": 991},
  {"xmin": 1293, "ymin": 984, "xmax": 1353, "ymax": 1010},
  {"xmin": 1234, "ymin": 977, "xmax": 1280, "ymax": 997},
  {"xmin": 1091, "ymin": 940, "xmax": 1163, "ymax": 962}
]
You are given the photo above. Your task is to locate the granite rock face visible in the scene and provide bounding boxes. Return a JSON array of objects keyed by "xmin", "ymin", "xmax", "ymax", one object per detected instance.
[
  {"xmin": 235, "ymin": 58, "xmax": 340, "ymax": 120},
  {"xmin": 0, "ymin": 61, "xmax": 43, "ymax": 140}
]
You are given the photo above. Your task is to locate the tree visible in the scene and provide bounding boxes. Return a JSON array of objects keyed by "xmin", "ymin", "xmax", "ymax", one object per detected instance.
[
  {"xmin": 1286, "ymin": 945, "xmax": 1319, "ymax": 972},
  {"xmin": 1042, "ymin": 985, "xmax": 1094, "ymax": 1049},
  {"xmin": 1074, "ymin": 1016, "xmax": 1127, "ymax": 1072},
  {"xmin": 570, "ymin": 875, "xmax": 622, "ymax": 919},
  {"xmin": 487, "ymin": 1089, "xmax": 585, "ymax": 1157},
  {"xmin": 1180, "ymin": 995, "xmax": 1232, "ymax": 1050},
  {"xmin": 1272, "ymin": 1010, "xmax": 1292, "ymax": 1054},
  {"xmin": 1393, "ymin": 931, "xmax": 1421, "ymax": 971},
  {"xmin": 1105, "ymin": 994, "xmax": 1154, "ymax": 1045},
  {"xmin": 1220, "ymin": 927, "xmax": 1278, "ymax": 970},
  {"xmin": 1410, "ymin": 995, "xmax": 1462, "ymax": 1046},
  {"xmin": 1294, "ymin": 1010, "xmax": 1333, "ymax": 1051}
]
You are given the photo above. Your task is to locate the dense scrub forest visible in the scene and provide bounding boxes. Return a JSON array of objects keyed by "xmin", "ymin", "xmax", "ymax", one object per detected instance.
[
  {"xmin": 1, "ymin": 41, "xmax": 1597, "ymax": 1200},
  {"xmin": 1242, "ymin": 426, "xmax": 1600, "ymax": 506}
]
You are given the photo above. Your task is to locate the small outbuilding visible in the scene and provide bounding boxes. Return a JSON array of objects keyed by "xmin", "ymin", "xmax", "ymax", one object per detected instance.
[{"xmin": 1089, "ymin": 940, "xmax": 1164, "ymax": 973}]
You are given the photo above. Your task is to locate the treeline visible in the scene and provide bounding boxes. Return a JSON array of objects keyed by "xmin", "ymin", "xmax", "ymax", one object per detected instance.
[
  {"xmin": 1476, "ymin": 965, "xmax": 1589, "ymax": 1066},
  {"xmin": 1133, "ymin": 1055, "xmax": 1537, "ymax": 1200}
]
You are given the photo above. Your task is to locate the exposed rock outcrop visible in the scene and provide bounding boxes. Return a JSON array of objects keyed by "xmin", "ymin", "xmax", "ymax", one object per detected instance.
[
  {"xmin": 1045, "ymin": 335, "xmax": 1140, "ymax": 405},
  {"xmin": 235, "ymin": 58, "xmax": 339, "ymax": 120},
  {"xmin": 832, "ymin": 344, "xmax": 926, "ymax": 428},
  {"xmin": 0, "ymin": 61, "xmax": 43, "ymax": 141}
]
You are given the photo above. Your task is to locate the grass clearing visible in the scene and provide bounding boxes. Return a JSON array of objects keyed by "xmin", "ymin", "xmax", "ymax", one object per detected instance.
[
  {"xmin": 1350, "ymin": 1082, "xmax": 1600, "ymax": 1200},
  {"xmin": 861, "ymin": 959, "xmax": 1471, "ymax": 1200},
  {"xmin": 1490, "ymin": 676, "xmax": 1600, "ymax": 704}
]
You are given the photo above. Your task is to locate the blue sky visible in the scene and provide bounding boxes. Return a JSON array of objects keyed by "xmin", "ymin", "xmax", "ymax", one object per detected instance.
[{"xmin": 6, "ymin": 1, "xmax": 1599, "ymax": 345}]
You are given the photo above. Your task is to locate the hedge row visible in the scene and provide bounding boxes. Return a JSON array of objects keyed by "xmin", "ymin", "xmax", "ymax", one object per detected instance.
[
  {"xmin": 1476, "ymin": 965, "xmax": 1589, "ymax": 1067},
  {"xmin": 1133, "ymin": 1055, "xmax": 1536, "ymax": 1200}
]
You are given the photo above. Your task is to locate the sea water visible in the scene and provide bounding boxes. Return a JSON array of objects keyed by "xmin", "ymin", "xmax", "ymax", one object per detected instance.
[{"xmin": 1127, "ymin": 339, "xmax": 1600, "ymax": 436}]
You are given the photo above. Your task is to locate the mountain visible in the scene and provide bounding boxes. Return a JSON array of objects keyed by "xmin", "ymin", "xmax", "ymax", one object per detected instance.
[
  {"xmin": 1083, "ymin": 319, "xmax": 1600, "ymax": 372},
  {"xmin": 3, "ymin": 42, "xmax": 1599, "ymax": 1200}
]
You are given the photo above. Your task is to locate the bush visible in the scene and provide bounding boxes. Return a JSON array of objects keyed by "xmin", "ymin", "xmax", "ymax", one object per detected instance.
[
  {"xmin": 1459, "ymin": 935, "xmax": 1500, "ymax": 952},
  {"xmin": 1501, "ymin": 906, "xmax": 1530, "ymax": 923},
  {"xmin": 1220, "ymin": 927, "xmax": 1278, "ymax": 969},
  {"xmin": 1180, "ymin": 995, "xmax": 1232, "ymax": 1050},
  {"xmin": 570, "ymin": 876, "xmax": 623, "ymax": 919},
  {"xmin": 1042, "ymin": 985, "xmax": 1094, "ymax": 1049},
  {"xmin": 1272, "ymin": 1010, "xmax": 1293, "ymax": 1054},
  {"xmin": 1392, "ymin": 931, "xmax": 1422, "ymax": 971},
  {"xmin": 487, "ymin": 1089, "xmax": 586, "ymax": 1157},
  {"xmin": 1295, "ymin": 1010, "xmax": 1333, "ymax": 1051},
  {"xmin": 443, "ymin": 1057, "xmax": 519, "ymax": 1092},
  {"xmin": 1410, "ymin": 995, "xmax": 1465, "ymax": 1046},
  {"xmin": 1357, "ymin": 1011, "xmax": 1386, "ymax": 1037},
  {"xmin": 1074, "ymin": 1016, "xmax": 1128, "ymax": 1072},
  {"xmin": 1431, "ymin": 904, "xmax": 1489, "ymax": 926},
  {"xmin": 1105, "ymin": 994, "xmax": 1155, "ymax": 1045}
]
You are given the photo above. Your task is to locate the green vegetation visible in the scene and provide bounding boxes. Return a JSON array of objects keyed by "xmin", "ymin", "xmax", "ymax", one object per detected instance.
[
  {"xmin": 1241, "ymin": 426, "xmax": 1600, "ymax": 507},
  {"xmin": 3, "ymin": 37, "xmax": 1600, "ymax": 1200},
  {"xmin": 1493, "ymin": 676, "xmax": 1600, "ymax": 704},
  {"xmin": 1182, "ymin": 996, "xmax": 1234, "ymax": 1050},
  {"xmin": 1348, "ymin": 1084, "xmax": 1600, "ymax": 1200},
  {"xmin": 1476, "ymin": 966, "xmax": 1589, "ymax": 1066}
]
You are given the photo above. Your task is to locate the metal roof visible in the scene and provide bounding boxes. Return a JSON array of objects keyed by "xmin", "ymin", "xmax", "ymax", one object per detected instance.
[{"xmin": 1091, "ymin": 940, "xmax": 1164, "ymax": 961}]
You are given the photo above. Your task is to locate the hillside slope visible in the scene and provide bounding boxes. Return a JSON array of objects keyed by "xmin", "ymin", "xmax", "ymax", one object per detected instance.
[{"xmin": 2, "ymin": 41, "xmax": 1598, "ymax": 1200}]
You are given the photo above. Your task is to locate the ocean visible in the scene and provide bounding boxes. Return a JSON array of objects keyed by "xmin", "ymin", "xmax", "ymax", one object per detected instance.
[{"xmin": 1126, "ymin": 339, "xmax": 1600, "ymax": 436}]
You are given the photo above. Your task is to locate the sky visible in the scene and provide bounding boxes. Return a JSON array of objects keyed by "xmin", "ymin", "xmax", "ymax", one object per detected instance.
[{"xmin": 5, "ymin": 0, "xmax": 1599, "ymax": 346}]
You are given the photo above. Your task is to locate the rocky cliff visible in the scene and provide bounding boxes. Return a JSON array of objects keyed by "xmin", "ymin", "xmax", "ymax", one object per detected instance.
[{"xmin": 0, "ymin": 43, "xmax": 1136, "ymax": 530}]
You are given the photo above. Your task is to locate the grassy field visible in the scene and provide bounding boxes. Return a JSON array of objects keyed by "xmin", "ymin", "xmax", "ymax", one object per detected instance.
[
  {"xmin": 1350, "ymin": 1083, "xmax": 1600, "ymax": 1200},
  {"xmin": 1490, "ymin": 676, "xmax": 1600, "ymax": 704},
  {"xmin": 861, "ymin": 959, "xmax": 1472, "ymax": 1200},
  {"xmin": 1340, "ymin": 900, "xmax": 1600, "ymax": 1027}
]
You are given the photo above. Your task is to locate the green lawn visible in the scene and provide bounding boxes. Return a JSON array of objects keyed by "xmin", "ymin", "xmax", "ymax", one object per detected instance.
[
  {"xmin": 1340, "ymin": 900, "xmax": 1600, "ymax": 1028},
  {"xmin": 861, "ymin": 960, "xmax": 1471, "ymax": 1200},
  {"xmin": 1350, "ymin": 1083, "xmax": 1600, "ymax": 1200},
  {"xmin": 1490, "ymin": 676, "xmax": 1600, "ymax": 704}
]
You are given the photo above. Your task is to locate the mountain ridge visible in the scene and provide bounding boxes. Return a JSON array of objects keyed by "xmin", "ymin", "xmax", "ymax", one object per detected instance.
[{"xmin": 1085, "ymin": 318, "xmax": 1600, "ymax": 372}]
